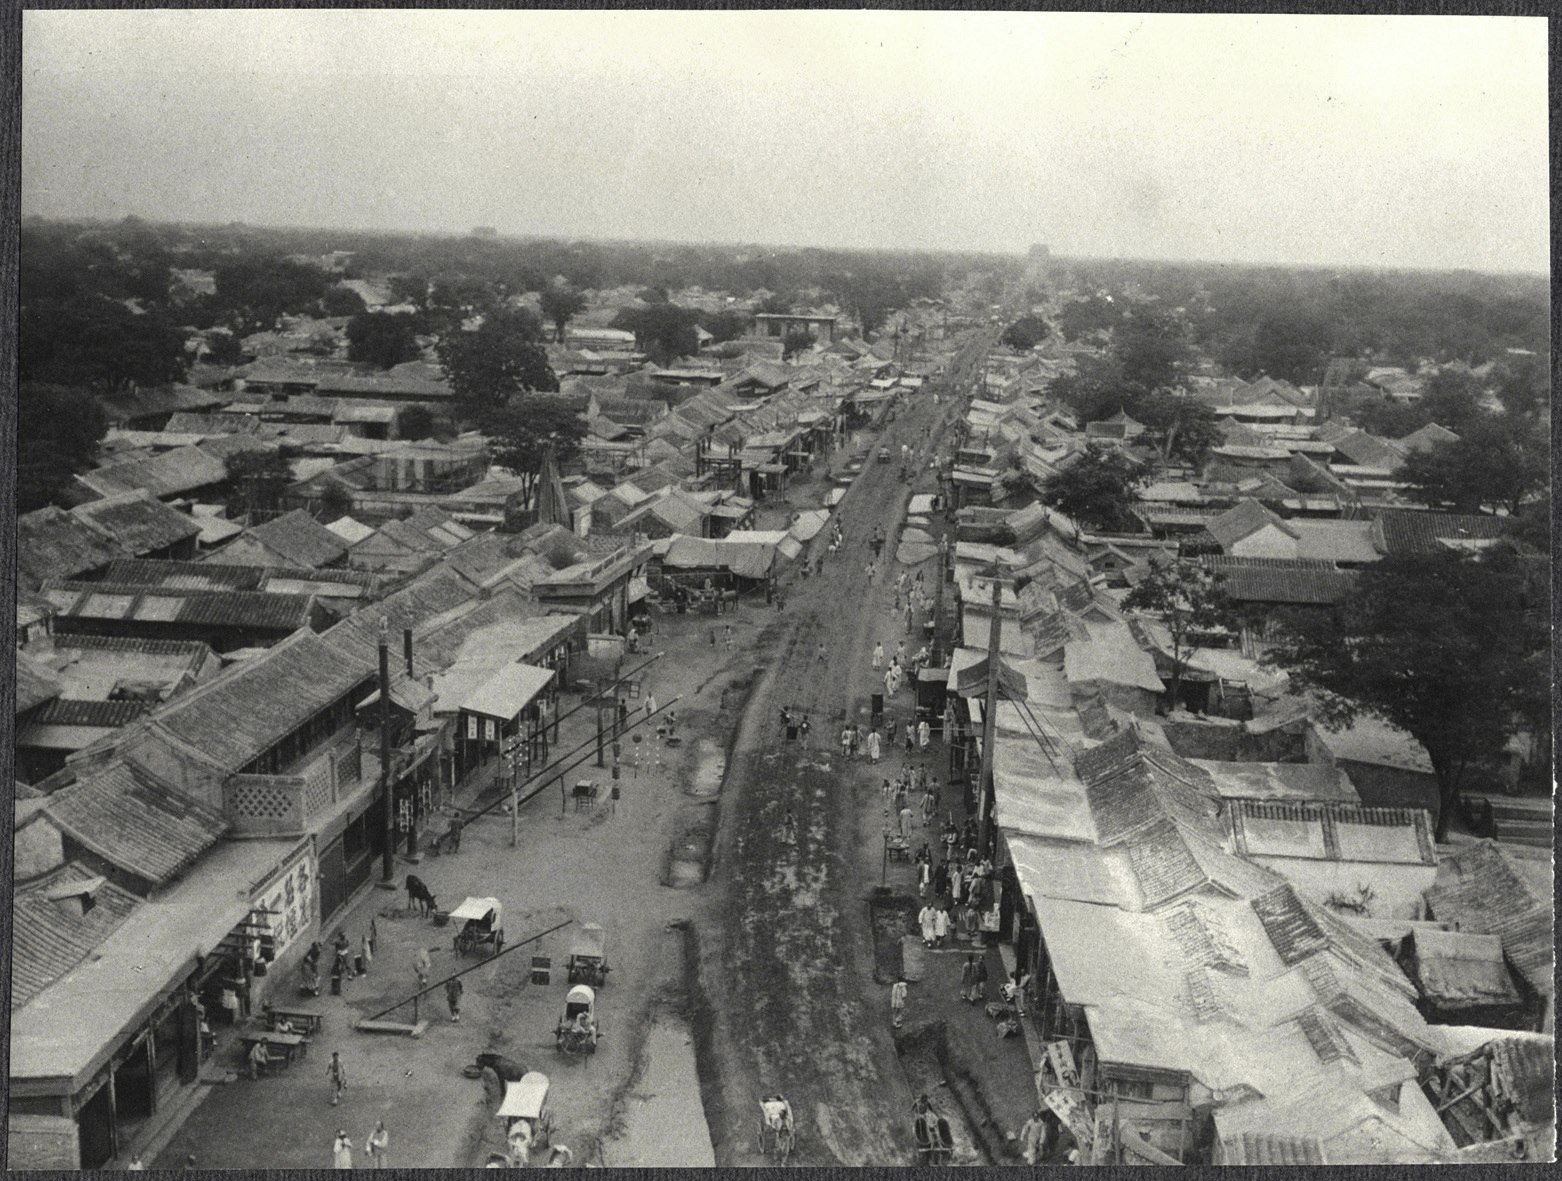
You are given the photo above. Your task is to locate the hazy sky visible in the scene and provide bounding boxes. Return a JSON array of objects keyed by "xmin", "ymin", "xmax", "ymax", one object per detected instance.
[{"xmin": 21, "ymin": 11, "xmax": 1549, "ymax": 272}]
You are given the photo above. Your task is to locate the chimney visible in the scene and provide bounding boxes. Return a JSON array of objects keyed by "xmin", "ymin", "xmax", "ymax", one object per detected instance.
[{"xmin": 403, "ymin": 628, "xmax": 414, "ymax": 679}]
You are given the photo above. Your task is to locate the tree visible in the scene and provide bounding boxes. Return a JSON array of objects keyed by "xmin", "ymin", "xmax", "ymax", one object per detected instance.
[
  {"xmin": 538, "ymin": 284, "xmax": 588, "ymax": 344},
  {"xmin": 19, "ymin": 296, "xmax": 189, "ymax": 392},
  {"xmin": 614, "ymin": 303, "xmax": 701, "ymax": 366},
  {"xmin": 1113, "ymin": 309, "xmax": 1191, "ymax": 398},
  {"xmin": 1135, "ymin": 393, "xmax": 1221, "ymax": 468},
  {"xmin": 1047, "ymin": 355, "xmax": 1130, "ymax": 426},
  {"xmin": 482, "ymin": 400, "xmax": 589, "ymax": 524},
  {"xmin": 1266, "ymin": 549, "xmax": 1547, "ymax": 839},
  {"xmin": 701, "ymin": 309, "xmax": 751, "ymax": 343},
  {"xmin": 1122, "ymin": 558, "xmax": 1232, "ymax": 711},
  {"xmin": 1417, "ymin": 367, "xmax": 1486, "ymax": 435},
  {"xmin": 1039, "ymin": 443, "xmax": 1147, "ymax": 532},
  {"xmin": 1236, "ymin": 310, "xmax": 1334, "ymax": 384},
  {"xmin": 1399, "ymin": 418, "xmax": 1548, "ymax": 515},
  {"xmin": 436, "ymin": 307, "xmax": 557, "ymax": 412},
  {"xmin": 346, "ymin": 312, "xmax": 422, "ymax": 369},
  {"xmin": 225, "ymin": 449, "xmax": 294, "ymax": 520},
  {"xmin": 17, "ymin": 383, "xmax": 108, "ymax": 511},
  {"xmin": 1000, "ymin": 315, "xmax": 1051, "ymax": 351},
  {"xmin": 319, "ymin": 482, "xmax": 354, "ymax": 523},
  {"xmin": 782, "ymin": 327, "xmax": 816, "ymax": 360},
  {"xmin": 212, "ymin": 256, "xmax": 330, "ymax": 334},
  {"xmin": 203, "ymin": 330, "xmax": 246, "ymax": 367},
  {"xmin": 1491, "ymin": 352, "xmax": 1548, "ymax": 420},
  {"xmin": 754, "ymin": 293, "xmax": 792, "ymax": 315},
  {"xmin": 387, "ymin": 273, "xmax": 431, "ymax": 310},
  {"xmin": 320, "ymin": 285, "xmax": 368, "ymax": 317}
]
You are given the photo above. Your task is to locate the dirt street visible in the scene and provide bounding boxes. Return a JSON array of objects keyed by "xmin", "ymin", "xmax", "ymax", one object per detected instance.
[{"xmin": 697, "ymin": 332, "xmax": 995, "ymax": 1166}]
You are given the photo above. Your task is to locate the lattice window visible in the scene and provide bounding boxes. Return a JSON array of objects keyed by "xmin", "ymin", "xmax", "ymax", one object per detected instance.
[{"xmin": 228, "ymin": 779, "xmax": 296, "ymax": 822}]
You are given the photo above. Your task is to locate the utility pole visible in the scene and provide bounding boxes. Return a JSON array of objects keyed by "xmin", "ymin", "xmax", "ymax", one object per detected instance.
[
  {"xmin": 976, "ymin": 565, "xmax": 1003, "ymax": 857},
  {"xmin": 378, "ymin": 618, "xmax": 394, "ymax": 882}
]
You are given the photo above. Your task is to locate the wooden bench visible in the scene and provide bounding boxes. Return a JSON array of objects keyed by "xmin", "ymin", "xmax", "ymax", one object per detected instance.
[{"xmin": 265, "ymin": 1008, "xmax": 324, "ymax": 1036}]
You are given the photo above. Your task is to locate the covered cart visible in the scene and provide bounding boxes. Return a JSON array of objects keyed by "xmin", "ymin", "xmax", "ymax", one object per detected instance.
[
  {"xmin": 451, "ymin": 897, "xmax": 505, "ymax": 957},
  {"xmin": 554, "ymin": 984, "xmax": 600, "ymax": 1057},
  {"xmin": 567, "ymin": 924, "xmax": 611, "ymax": 987},
  {"xmin": 496, "ymin": 1071, "xmax": 553, "ymax": 1164}
]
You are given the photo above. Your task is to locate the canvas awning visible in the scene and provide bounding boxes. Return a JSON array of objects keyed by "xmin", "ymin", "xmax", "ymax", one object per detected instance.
[{"xmin": 459, "ymin": 663, "xmax": 555, "ymax": 723}]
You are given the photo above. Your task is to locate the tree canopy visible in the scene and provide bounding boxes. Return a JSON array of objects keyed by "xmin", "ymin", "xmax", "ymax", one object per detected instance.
[
  {"xmin": 1266, "ymin": 549, "xmax": 1548, "ymax": 839},
  {"xmin": 19, "ymin": 296, "xmax": 189, "ymax": 392},
  {"xmin": 1398, "ymin": 417, "xmax": 1549, "ymax": 515},
  {"xmin": 614, "ymin": 303, "xmax": 701, "ymax": 366},
  {"xmin": 1039, "ymin": 443, "xmax": 1147, "ymax": 532},
  {"xmin": 436, "ymin": 307, "xmax": 557, "ymax": 411},
  {"xmin": 346, "ymin": 311, "xmax": 422, "ymax": 369},
  {"xmin": 17, "ymin": 383, "xmax": 108, "ymax": 512},
  {"xmin": 1135, "ymin": 393, "xmax": 1222, "ymax": 467},
  {"xmin": 225, "ymin": 449, "xmax": 295, "ymax": 521},
  {"xmin": 1000, "ymin": 314, "xmax": 1051, "ymax": 351},
  {"xmin": 1122, "ymin": 558, "xmax": 1232, "ymax": 710},
  {"xmin": 482, "ymin": 400, "xmax": 590, "ymax": 528},
  {"xmin": 538, "ymin": 284, "xmax": 588, "ymax": 344}
]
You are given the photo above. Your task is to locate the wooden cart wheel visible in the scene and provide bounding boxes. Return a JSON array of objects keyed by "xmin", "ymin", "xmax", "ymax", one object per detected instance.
[
  {"xmin": 493, "ymin": 931, "xmax": 504, "ymax": 955},
  {"xmin": 481, "ymin": 1066, "xmax": 503, "ymax": 1108}
]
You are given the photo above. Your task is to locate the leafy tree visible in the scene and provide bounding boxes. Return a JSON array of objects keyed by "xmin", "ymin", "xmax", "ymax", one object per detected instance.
[
  {"xmin": 203, "ymin": 330, "xmax": 246, "ymax": 367},
  {"xmin": 481, "ymin": 400, "xmax": 589, "ymax": 525},
  {"xmin": 1056, "ymin": 294, "xmax": 1126, "ymax": 342},
  {"xmin": 782, "ymin": 327, "xmax": 816, "ymax": 360},
  {"xmin": 320, "ymin": 285, "xmax": 368, "ymax": 317},
  {"xmin": 700, "ymin": 309, "xmax": 751, "ymax": 343},
  {"xmin": 1266, "ymin": 549, "xmax": 1547, "ymax": 839},
  {"xmin": 346, "ymin": 312, "xmax": 422, "ymax": 369},
  {"xmin": 1122, "ymin": 558, "xmax": 1232, "ymax": 710},
  {"xmin": 319, "ymin": 482, "xmax": 354, "ymax": 523},
  {"xmin": 1233, "ymin": 309, "xmax": 1334, "ymax": 384},
  {"xmin": 1114, "ymin": 309, "xmax": 1191, "ymax": 398},
  {"xmin": 1399, "ymin": 417, "xmax": 1548, "ymax": 515},
  {"xmin": 225, "ymin": 449, "xmax": 294, "ymax": 520},
  {"xmin": 1039, "ymin": 442, "xmax": 1147, "ymax": 532},
  {"xmin": 212, "ymin": 256, "xmax": 330, "ymax": 334},
  {"xmin": 1417, "ymin": 367, "xmax": 1486, "ymax": 435},
  {"xmin": 614, "ymin": 303, "xmax": 701, "ymax": 366},
  {"xmin": 754, "ymin": 293, "xmax": 792, "ymax": 315},
  {"xmin": 1046, "ymin": 355, "xmax": 1129, "ymax": 425},
  {"xmin": 1136, "ymin": 393, "xmax": 1221, "ymax": 468},
  {"xmin": 538, "ymin": 284, "xmax": 588, "ymax": 344},
  {"xmin": 1000, "ymin": 315, "xmax": 1051, "ymax": 351},
  {"xmin": 396, "ymin": 405, "xmax": 437, "ymax": 441},
  {"xmin": 16, "ymin": 383, "xmax": 108, "ymax": 511},
  {"xmin": 19, "ymin": 296, "xmax": 189, "ymax": 392},
  {"xmin": 436, "ymin": 307, "xmax": 557, "ymax": 411},
  {"xmin": 1490, "ymin": 352, "xmax": 1548, "ymax": 419},
  {"xmin": 386, "ymin": 273, "xmax": 431, "ymax": 310}
]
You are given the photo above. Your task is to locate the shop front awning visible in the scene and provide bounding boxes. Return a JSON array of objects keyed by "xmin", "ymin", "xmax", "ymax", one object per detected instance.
[{"xmin": 459, "ymin": 663, "xmax": 556, "ymax": 723}]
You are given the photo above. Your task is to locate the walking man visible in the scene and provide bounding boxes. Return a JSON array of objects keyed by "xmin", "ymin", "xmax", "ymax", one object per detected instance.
[
  {"xmin": 366, "ymin": 1121, "xmax": 389, "ymax": 1169},
  {"xmin": 891, "ymin": 979, "xmax": 908, "ymax": 1029},
  {"xmin": 414, "ymin": 948, "xmax": 432, "ymax": 992},
  {"xmin": 872, "ymin": 641, "xmax": 884, "ymax": 671},
  {"xmin": 332, "ymin": 1130, "xmax": 353, "ymax": 1170},
  {"xmin": 918, "ymin": 719, "xmax": 931, "ymax": 752},
  {"xmin": 328, "ymin": 1051, "xmax": 348, "ymax": 1106},
  {"xmin": 799, "ymin": 715, "xmax": 811, "ymax": 746},
  {"xmin": 961, "ymin": 954, "xmax": 977, "ymax": 1002},
  {"xmin": 445, "ymin": 976, "xmax": 463, "ymax": 1023},
  {"xmin": 644, "ymin": 692, "xmax": 656, "ymax": 720},
  {"xmin": 867, "ymin": 727, "xmax": 881, "ymax": 763}
]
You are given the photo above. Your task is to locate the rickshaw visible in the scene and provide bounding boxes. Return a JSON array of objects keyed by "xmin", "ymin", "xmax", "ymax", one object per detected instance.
[
  {"xmin": 451, "ymin": 897, "xmax": 505, "ymax": 957},
  {"xmin": 495, "ymin": 1071, "xmax": 553, "ymax": 1166},
  {"xmin": 554, "ymin": 984, "xmax": 600, "ymax": 1057},
  {"xmin": 758, "ymin": 1094, "xmax": 795, "ymax": 1164},
  {"xmin": 566, "ymin": 924, "xmax": 611, "ymax": 987},
  {"xmin": 913, "ymin": 1097, "xmax": 955, "ymax": 1165}
]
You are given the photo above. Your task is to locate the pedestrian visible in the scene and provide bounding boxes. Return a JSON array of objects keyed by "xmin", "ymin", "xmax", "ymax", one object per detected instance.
[
  {"xmin": 328, "ymin": 1051, "xmax": 348, "ymax": 1106},
  {"xmin": 961, "ymin": 954, "xmax": 977, "ymax": 1002},
  {"xmin": 445, "ymin": 976, "xmax": 463, "ymax": 1023},
  {"xmin": 933, "ymin": 903, "xmax": 950, "ymax": 948},
  {"xmin": 360, "ymin": 930, "xmax": 373, "ymax": 975},
  {"xmin": 974, "ymin": 956, "xmax": 989, "ymax": 1002},
  {"xmin": 950, "ymin": 862, "xmax": 965, "ymax": 909},
  {"xmin": 905, "ymin": 725, "xmax": 916, "ymax": 756},
  {"xmin": 799, "ymin": 715, "xmax": 811, "ymax": 747},
  {"xmin": 724, "ymin": 624, "xmax": 733, "ymax": 651},
  {"xmin": 872, "ymin": 641, "xmax": 884, "ymax": 671},
  {"xmin": 894, "ymin": 781, "xmax": 908, "ymax": 815},
  {"xmin": 933, "ymin": 859, "xmax": 950, "ymax": 900},
  {"xmin": 896, "ymin": 640, "xmax": 906, "ymax": 666},
  {"xmin": 367, "ymin": 917, "xmax": 377, "ymax": 960},
  {"xmin": 1019, "ymin": 1110, "xmax": 1047, "ymax": 1166},
  {"xmin": 867, "ymin": 728, "xmax": 881, "ymax": 763},
  {"xmin": 882, "ymin": 777, "xmax": 892, "ymax": 803},
  {"xmin": 891, "ymin": 979, "xmax": 908, "ymax": 1029},
  {"xmin": 918, "ymin": 719, "xmax": 931, "ymax": 751},
  {"xmin": 918, "ymin": 858, "xmax": 931, "ymax": 898},
  {"xmin": 414, "ymin": 947, "xmax": 431, "ymax": 991},
  {"xmin": 366, "ymin": 1120, "xmax": 389, "ymax": 1169},
  {"xmin": 884, "ymin": 667, "xmax": 896, "ymax": 698},
  {"xmin": 918, "ymin": 903, "xmax": 938, "ymax": 947},
  {"xmin": 921, "ymin": 788, "xmax": 936, "ymax": 826},
  {"xmin": 248, "ymin": 1036, "xmax": 269, "ymax": 1080},
  {"xmin": 333, "ymin": 1130, "xmax": 353, "ymax": 1170},
  {"xmin": 840, "ymin": 726, "xmax": 852, "ymax": 758},
  {"xmin": 644, "ymin": 692, "xmax": 656, "ymax": 719}
]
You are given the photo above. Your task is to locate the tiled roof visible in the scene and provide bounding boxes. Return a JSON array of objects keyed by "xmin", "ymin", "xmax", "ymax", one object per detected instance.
[
  {"xmin": 1206, "ymin": 498, "xmax": 1297, "ymax": 551},
  {"xmin": 1295, "ymin": 1006, "xmax": 1357, "ymax": 1065},
  {"xmin": 1127, "ymin": 820, "xmax": 1210, "ymax": 907},
  {"xmin": 72, "ymin": 493, "xmax": 201, "ymax": 557},
  {"xmin": 1490, "ymin": 1038, "xmax": 1555, "ymax": 1127},
  {"xmin": 11, "ymin": 863, "xmax": 142, "ymax": 1009},
  {"xmin": 105, "ymin": 558, "xmax": 376, "ymax": 590},
  {"xmin": 16, "ymin": 651, "xmax": 64, "ymax": 715},
  {"xmin": 1250, "ymin": 883, "xmax": 1330, "ymax": 966},
  {"xmin": 43, "ymin": 581, "xmax": 316, "ymax": 633},
  {"xmin": 1408, "ymin": 929, "xmax": 1520, "ymax": 1006},
  {"xmin": 77, "ymin": 444, "xmax": 229, "ymax": 499},
  {"xmin": 1205, "ymin": 557, "xmax": 1357, "ymax": 605},
  {"xmin": 1219, "ymin": 1133, "xmax": 1326, "ymax": 1166},
  {"xmin": 151, "ymin": 630, "xmax": 376, "ymax": 772},
  {"xmin": 164, "ymin": 412, "xmax": 260, "ymax": 436},
  {"xmin": 1396, "ymin": 423, "xmax": 1459, "ymax": 454},
  {"xmin": 1372, "ymin": 509, "xmax": 1509, "ymax": 556},
  {"xmin": 34, "ymin": 699, "xmax": 152, "ymax": 728},
  {"xmin": 17, "ymin": 506, "xmax": 126, "ymax": 590},
  {"xmin": 1425, "ymin": 841, "xmax": 1553, "ymax": 993},
  {"xmin": 100, "ymin": 384, "xmax": 227, "ymax": 424},
  {"xmin": 42, "ymin": 761, "xmax": 227, "ymax": 884},
  {"xmin": 238, "ymin": 509, "xmax": 351, "ymax": 568},
  {"xmin": 1330, "ymin": 430, "xmax": 1405, "ymax": 471}
]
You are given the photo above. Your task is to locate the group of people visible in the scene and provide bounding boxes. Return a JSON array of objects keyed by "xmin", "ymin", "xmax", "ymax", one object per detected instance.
[
  {"xmin": 331, "ymin": 1120, "xmax": 390, "ymax": 1169},
  {"xmin": 913, "ymin": 844, "xmax": 998, "ymax": 946},
  {"xmin": 300, "ymin": 924, "xmax": 376, "ymax": 998}
]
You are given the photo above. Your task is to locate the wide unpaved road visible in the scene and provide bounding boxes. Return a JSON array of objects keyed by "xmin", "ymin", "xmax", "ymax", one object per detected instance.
[{"xmin": 697, "ymin": 333, "xmax": 993, "ymax": 1167}]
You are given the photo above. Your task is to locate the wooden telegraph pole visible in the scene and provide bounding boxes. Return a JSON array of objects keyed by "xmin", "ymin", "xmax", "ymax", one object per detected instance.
[{"xmin": 976, "ymin": 564, "xmax": 1003, "ymax": 857}]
